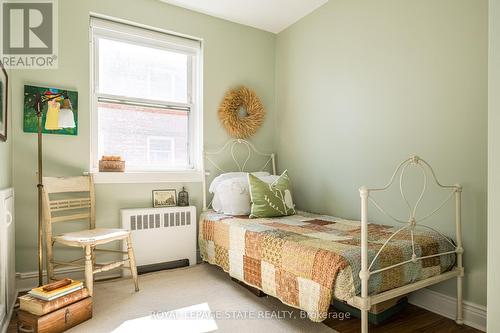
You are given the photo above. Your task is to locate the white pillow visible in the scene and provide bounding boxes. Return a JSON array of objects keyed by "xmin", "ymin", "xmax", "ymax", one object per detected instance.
[
  {"xmin": 210, "ymin": 172, "xmax": 273, "ymax": 215},
  {"xmin": 209, "ymin": 172, "xmax": 268, "ymax": 193}
]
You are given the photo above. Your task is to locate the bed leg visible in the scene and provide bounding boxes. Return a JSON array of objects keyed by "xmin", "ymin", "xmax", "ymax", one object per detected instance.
[
  {"xmin": 454, "ymin": 185, "xmax": 464, "ymax": 325},
  {"xmin": 456, "ymin": 275, "xmax": 464, "ymax": 325},
  {"xmin": 359, "ymin": 186, "xmax": 370, "ymax": 333},
  {"xmin": 361, "ymin": 309, "xmax": 369, "ymax": 333}
]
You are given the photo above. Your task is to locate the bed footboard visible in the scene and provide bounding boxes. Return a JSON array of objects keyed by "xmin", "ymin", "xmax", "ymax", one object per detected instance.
[{"xmin": 357, "ymin": 155, "xmax": 464, "ymax": 333}]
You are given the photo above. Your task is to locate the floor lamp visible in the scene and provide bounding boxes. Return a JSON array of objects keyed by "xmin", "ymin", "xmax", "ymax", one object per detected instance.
[{"xmin": 33, "ymin": 91, "xmax": 76, "ymax": 286}]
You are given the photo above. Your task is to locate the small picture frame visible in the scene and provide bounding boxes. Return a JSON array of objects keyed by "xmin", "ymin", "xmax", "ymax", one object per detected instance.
[{"xmin": 153, "ymin": 189, "xmax": 177, "ymax": 208}]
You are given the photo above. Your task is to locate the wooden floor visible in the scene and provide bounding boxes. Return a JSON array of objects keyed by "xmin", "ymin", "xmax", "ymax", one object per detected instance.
[
  {"xmin": 323, "ymin": 304, "xmax": 482, "ymax": 333},
  {"xmin": 230, "ymin": 278, "xmax": 483, "ymax": 333},
  {"xmin": 6, "ymin": 311, "xmax": 18, "ymax": 333},
  {"xmin": 7, "ymin": 302, "xmax": 482, "ymax": 333}
]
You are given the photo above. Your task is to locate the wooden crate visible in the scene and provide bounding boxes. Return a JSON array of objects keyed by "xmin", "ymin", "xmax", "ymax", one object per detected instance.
[
  {"xmin": 17, "ymin": 297, "xmax": 92, "ymax": 333},
  {"xmin": 99, "ymin": 159, "xmax": 125, "ymax": 172}
]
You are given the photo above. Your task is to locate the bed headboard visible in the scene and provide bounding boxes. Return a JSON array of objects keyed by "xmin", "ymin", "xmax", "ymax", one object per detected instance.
[{"xmin": 201, "ymin": 139, "xmax": 276, "ymax": 211}]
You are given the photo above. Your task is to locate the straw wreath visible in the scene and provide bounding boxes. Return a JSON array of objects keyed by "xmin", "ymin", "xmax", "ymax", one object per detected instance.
[{"xmin": 218, "ymin": 86, "xmax": 265, "ymax": 139}]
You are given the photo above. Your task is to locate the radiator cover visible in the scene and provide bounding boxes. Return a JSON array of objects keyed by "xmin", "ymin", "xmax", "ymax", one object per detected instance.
[{"xmin": 120, "ymin": 206, "xmax": 197, "ymax": 270}]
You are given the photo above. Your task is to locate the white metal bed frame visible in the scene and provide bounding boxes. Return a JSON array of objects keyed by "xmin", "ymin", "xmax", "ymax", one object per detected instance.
[
  {"xmin": 201, "ymin": 140, "xmax": 464, "ymax": 333},
  {"xmin": 202, "ymin": 139, "xmax": 276, "ymax": 211}
]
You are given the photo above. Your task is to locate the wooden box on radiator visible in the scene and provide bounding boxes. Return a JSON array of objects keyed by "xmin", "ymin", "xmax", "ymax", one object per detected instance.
[
  {"xmin": 17, "ymin": 297, "xmax": 92, "ymax": 333},
  {"xmin": 121, "ymin": 206, "xmax": 197, "ymax": 274}
]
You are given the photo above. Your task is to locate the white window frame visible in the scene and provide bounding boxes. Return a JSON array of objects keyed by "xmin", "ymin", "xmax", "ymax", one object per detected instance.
[{"xmin": 89, "ymin": 16, "xmax": 203, "ymax": 184}]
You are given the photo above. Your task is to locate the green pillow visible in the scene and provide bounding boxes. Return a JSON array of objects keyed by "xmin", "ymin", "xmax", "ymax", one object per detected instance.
[{"xmin": 248, "ymin": 170, "xmax": 296, "ymax": 218}]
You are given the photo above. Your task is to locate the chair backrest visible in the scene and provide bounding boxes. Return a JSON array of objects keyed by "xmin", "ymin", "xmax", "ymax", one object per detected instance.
[{"xmin": 42, "ymin": 176, "xmax": 96, "ymax": 229}]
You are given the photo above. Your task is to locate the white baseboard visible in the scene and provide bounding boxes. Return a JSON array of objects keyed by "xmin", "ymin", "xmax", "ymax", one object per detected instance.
[
  {"xmin": 16, "ymin": 266, "xmax": 121, "ymax": 292},
  {"xmin": 409, "ymin": 288, "xmax": 487, "ymax": 332}
]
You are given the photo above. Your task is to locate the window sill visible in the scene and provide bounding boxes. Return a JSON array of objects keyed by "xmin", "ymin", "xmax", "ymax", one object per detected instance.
[{"xmin": 87, "ymin": 171, "xmax": 203, "ymax": 184}]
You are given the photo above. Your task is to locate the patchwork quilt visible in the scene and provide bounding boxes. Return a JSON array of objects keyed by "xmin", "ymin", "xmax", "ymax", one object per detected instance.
[{"xmin": 199, "ymin": 211, "xmax": 456, "ymax": 322}]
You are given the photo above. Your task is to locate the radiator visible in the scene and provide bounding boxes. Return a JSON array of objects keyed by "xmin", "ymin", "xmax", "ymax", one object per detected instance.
[
  {"xmin": 120, "ymin": 206, "xmax": 197, "ymax": 272},
  {"xmin": 0, "ymin": 188, "xmax": 15, "ymax": 331}
]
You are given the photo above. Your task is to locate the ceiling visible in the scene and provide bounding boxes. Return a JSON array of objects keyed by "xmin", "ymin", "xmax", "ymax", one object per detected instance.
[{"xmin": 160, "ymin": 0, "xmax": 328, "ymax": 34}]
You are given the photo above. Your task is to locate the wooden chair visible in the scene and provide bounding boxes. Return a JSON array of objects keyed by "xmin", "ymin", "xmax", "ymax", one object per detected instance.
[{"xmin": 42, "ymin": 175, "xmax": 139, "ymax": 296}]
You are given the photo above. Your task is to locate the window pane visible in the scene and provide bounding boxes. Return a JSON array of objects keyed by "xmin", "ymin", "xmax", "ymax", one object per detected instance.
[
  {"xmin": 98, "ymin": 102, "xmax": 190, "ymax": 170},
  {"xmin": 147, "ymin": 137, "xmax": 174, "ymax": 165},
  {"xmin": 98, "ymin": 38, "xmax": 189, "ymax": 103}
]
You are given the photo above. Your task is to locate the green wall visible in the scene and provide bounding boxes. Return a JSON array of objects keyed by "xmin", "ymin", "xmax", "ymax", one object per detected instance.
[
  {"xmin": 0, "ymin": 67, "xmax": 12, "ymax": 190},
  {"xmin": 488, "ymin": 0, "xmax": 500, "ymax": 329},
  {"xmin": 276, "ymin": 0, "xmax": 487, "ymax": 306},
  {"xmin": 11, "ymin": 0, "xmax": 276, "ymax": 272}
]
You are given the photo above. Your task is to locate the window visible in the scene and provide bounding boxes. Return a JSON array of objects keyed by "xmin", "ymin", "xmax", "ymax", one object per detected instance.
[
  {"xmin": 90, "ymin": 18, "xmax": 202, "ymax": 182},
  {"xmin": 147, "ymin": 136, "xmax": 175, "ymax": 164}
]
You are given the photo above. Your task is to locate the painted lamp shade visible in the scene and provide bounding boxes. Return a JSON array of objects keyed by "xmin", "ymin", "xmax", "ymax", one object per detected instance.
[
  {"xmin": 45, "ymin": 98, "xmax": 76, "ymax": 130},
  {"xmin": 59, "ymin": 98, "xmax": 76, "ymax": 128}
]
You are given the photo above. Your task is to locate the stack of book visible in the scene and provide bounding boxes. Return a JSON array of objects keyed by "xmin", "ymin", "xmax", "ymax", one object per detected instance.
[
  {"xmin": 18, "ymin": 279, "xmax": 92, "ymax": 333},
  {"xmin": 27, "ymin": 279, "xmax": 82, "ymax": 301}
]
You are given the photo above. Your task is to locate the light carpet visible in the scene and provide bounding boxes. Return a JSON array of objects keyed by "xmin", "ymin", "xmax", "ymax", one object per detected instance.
[{"xmin": 68, "ymin": 263, "xmax": 338, "ymax": 333}]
